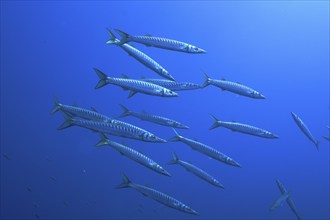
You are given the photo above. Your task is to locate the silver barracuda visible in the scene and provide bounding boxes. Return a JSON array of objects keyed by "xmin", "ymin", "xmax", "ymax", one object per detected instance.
[
  {"xmin": 169, "ymin": 129, "xmax": 241, "ymax": 167},
  {"xmin": 275, "ymin": 180, "xmax": 302, "ymax": 220},
  {"xmin": 93, "ymin": 68, "xmax": 178, "ymax": 98},
  {"xmin": 96, "ymin": 134, "xmax": 170, "ymax": 176},
  {"xmin": 168, "ymin": 152, "xmax": 224, "ymax": 189},
  {"xmin": 209, "ymin": 115, "xmax": 279, "ymax": 139},
  {"xmin": 141, "ymin": 78, "xmax": 201, "ymax": 91},
  {"xmin": 291, "ymin": 112, "xmax": 319, "ymax": 150},
  {"xmin": 57, "ymin": 112, "xmax": 166, "ymax": 143},
  {"xmin": 202, "ymin": 71, "xmax": 265, "ymax": 99},
  {"xmin": 119, "ymin": 104, "xmax": 189, "ymax": 129},
  {"xmin": 115, "ymin": 29, "xmax": 206, "ymax": 54},
  {"xmin": 117, "ymin": 173, "xmax": 198, "ymax": 215},
  {"xmin": 106, "ymin": 28, "xmax": 175, "ymax": 81}
]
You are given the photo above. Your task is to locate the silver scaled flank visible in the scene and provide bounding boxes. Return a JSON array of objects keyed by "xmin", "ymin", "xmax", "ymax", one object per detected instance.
[
  {"xmin": 106, "ymin": 28, "xmax": 175, "ymax": 81},
  {"xmin": 96, "ymin": 134, "xmax": 170, "ymax": 176},
  {"xmin": 57, "ymin": 112, "xmax": 166, "ymax": 143},
  {"xmin": 115, "ymin": 29, "xmax": 206, "ymax": 54},
  {"xmin": 169, "ymin": 129, "xmax": 241, "ymax": 167},
  {"xmin": 209, "ymin": 114, "xmax": 279, "ymax": 139},
  {"xmin": 141, "ymin": 78, "xmax": 201, "ymax": 91},
  {"xmin": 119, "ymin": 104, "xmax": 189, "ymax": 129},
  {"xmin": 117, "ymin": 173, "xmax": 198, "ymax": 215},
  {"xmin": 291, "ymin": 112, "xmax": 319, "ymax": 150},
  {"xmin": 93, "ymin": 68, "xmax": 178, "ymax": 98},
  {"xmin": 202, "ymin": 71, "xmax": 266, "ymax": 99},
  {"xmin": 168, "ymin": 152, "xmax": 224, "ymax": 188}
]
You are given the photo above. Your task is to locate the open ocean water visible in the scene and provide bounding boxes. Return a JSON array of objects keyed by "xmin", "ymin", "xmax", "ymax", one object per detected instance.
[{"xmin": 1, "ymin": 1, "xmax": 329, "ymax": 220}]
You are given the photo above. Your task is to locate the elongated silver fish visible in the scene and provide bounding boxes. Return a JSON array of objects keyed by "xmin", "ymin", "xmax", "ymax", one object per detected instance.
[
  {"xmin": 168, "ymin": 152, "xmax": 224, "ymax": 188},
  {"xmin": 117, "ymin": 173, "xmax": 198, "ymax": 215},
  {"xmin": 106, "ymin": 29, "xmax": 175, "ymax": 81},
  {"xmin": 291, "ymin": 112, "xmax": 319, "ymax": 150},
  {"xmin": 115, "ymin": 29, "xmax": 206, "ymax": 54},
  {"xmin": 119, "ymin": 104, "xmax": 189, "ymax": 129},
  {"xmin": 141, "ymin": 78, "xmax": 201, "ymax": 91},
  {"xmin": 57, "ymin": 112, "xmax": 166, "ymax": 143},
  {"xmin": 51, "ymin": 97, "xmax": 115, "ymax": 122},
  {"xmin": 209, "ymin": 114, "xmax": 279, "ymax": 139},
  {"xmin": 169, "ymin": 129, "xmax": 241, "ymax": 167},
  {"xmin": 276, "ymin": 180, "xmax": 302, "ymax": 220},
  {"xmin": 202, "ymin": 71, "xmax": 265, "ymax": 99},
  {"xmin": 93, "ymin": 68, "xmax": 178, "ymax": 98},
  {"xmin": 270, "ymin": 191, "xmax": 291, "ymax": 211},
  {"xmin": 96, "ymin": 134, "xmax": 170, "ymax": 176}
]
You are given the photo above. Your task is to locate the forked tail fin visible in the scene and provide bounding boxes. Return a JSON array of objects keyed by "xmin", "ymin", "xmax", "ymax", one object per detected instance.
[
  {"xmin": 209, "ymin": 114, "xmax": 220, "ymax": 130},
  {"xmin": 93, "ymin": 68, "xmax": 109, "ymax": 89},
  {"xmin": 201, "ymin": 69, "xmax": 212, "ymax": 88},
  {"xmin": 51, "ymin": 96, "xmax": 60, "ymax": 114},
  {"xmin": 167, "ymin": 152, "xmax": 180, "ymax": 165},
  {"xmin": 116, "ymin": 173, "xmax": 131, "ymax": 189},
  {"xmin": 119, "ymin": 104, "xmax": 131, "ymax": 117},
  {"xmin": 114, "ymin": 29, "xmax": 130, "ymax": 45}
]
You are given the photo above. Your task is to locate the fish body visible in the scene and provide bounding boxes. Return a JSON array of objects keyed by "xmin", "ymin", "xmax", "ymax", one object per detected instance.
[
  {"xmin": 115, "ymin": 29, "xmax": 206, "ymax": 54},
  {"xmin": 141, "ymin": 78, "xmax": 201, "ymax": 91},
  {"xmin": 209, "ymin": 115, "xmax": 279, "ymax": 139},
  {"xmin": 106, "ymin": 29, "xmax": 175, "ymax": 81},
  {"xmin": 291, "ymin": 112, "xmax": 319, "ymax": 150},
  {"xmin": 168, "ymin": 152, "xmax": 224, "ymax": 188},
  {"xmin": 275, "ymin": 180, "xmax": 302, "ymax": 220},
  {"xmin": 117, "ymin": 174, "xmax": 198, "ymax": 215},
  {"xmin": 202, "ymin": 71, "xmax": 265, "ymax": 99},
  {"xmin": 94, "ymin": 68, "xmax": 177, "ymax": 98},
  {"xmin": 58, "ymin": 113, "xmax": 166, "ymax": 142},
  {"xmin": 169, "ymin": 129, "xmax": 241, "ymax": 167},
  {"xmin": 119, "ymin": 105, "xmax": 188, "ymax": 129},
  {"xmin": 96, "ymin": 134, "xmax": 170, "ymax": 176}
]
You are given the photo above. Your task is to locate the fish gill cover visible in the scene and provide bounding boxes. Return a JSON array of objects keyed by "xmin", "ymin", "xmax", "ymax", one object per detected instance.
[{"xmin": 0, "ymin": 1, "xmax": 329, "ymax": 220}]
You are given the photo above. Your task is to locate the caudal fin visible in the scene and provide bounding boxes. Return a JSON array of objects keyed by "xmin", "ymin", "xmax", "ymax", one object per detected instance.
[
  {"xmin": 201, "ymin": 69, "xmax": 212, "ymax": 88},
  {"xmin": 116, "ymin": 173, "xmax": 131, "ymax": 189},
  {"xmin": 209, "ymin": 114, "xmax": 220, "ymax": 130},
  {"xmin": 95, "ymin": 133, "xmax": 109, "ymax": 147},
  {"xmin": 114, "ymin": 29, "xmax": 130, "ymax": 45},
  {"xmin": 315, "ymin": 141, "xmax": 320, "ymax": 151},
  {"xmin": 168, "ymin": 129, "xmax": 182, "ymax": 142},
  {"xmin": 106, "ymin": 28, "xmax": 119, "ymax": 45},
  {"xmin": 51, "ymin": 96, "xmax": 61, "ymax": 114},
  {"xmin": 167, "ymin": 152, "xmax": 180, "ymax": 165},
  {"xmin": 119, "ymin": 104, "xmax": 131, "ymax": 117},
  {"xmin": 57, "ymin": 112, "xmax": 74, "ymax": 130},
  {"xmin": 93, "ymin": 68, "xmax": 109, "ymax": 89}
]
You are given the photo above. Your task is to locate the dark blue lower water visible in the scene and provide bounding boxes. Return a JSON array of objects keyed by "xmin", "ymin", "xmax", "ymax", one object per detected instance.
[{"xmin": 1, "ymin": 1, "xmax": 329, "ymax": 219}]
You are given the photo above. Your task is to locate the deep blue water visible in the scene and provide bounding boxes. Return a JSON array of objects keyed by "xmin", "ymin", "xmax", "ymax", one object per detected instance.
[{"xmin": 1, "ymin": 1, "xmax": 329, "ymax": 220}]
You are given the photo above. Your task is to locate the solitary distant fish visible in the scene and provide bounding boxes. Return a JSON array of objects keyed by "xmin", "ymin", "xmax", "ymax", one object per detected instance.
[
  {"xmin": 2, "ymin": 153, "xmax": 10, "ymax": 160},
  {"xmin": 115, "ymin": 29, "xmax": 206, "ymax": 54},
  {"xmin": 106, "ymin": 28, "xmax": 175, "ymax": 81},
  {"xmin": 119, "ymin": 104, "xmax": 189, "ymax": 129},
  {"xmin": 270, "ymin": 191, "xmax": 291, "ymax": 211},
  {"xmin": 275, "ymin": 179, "xmax": 302, "ymax": 220},
  {"xmin": 202, "ymin": 71, "xmax": 266, "ymax": 99},
  {"xmin": 168, "ymin": 152, "xmax": 224, "ymax": 188},
  {"xmin": 141, "ymin": 78, "xmax": 201, "ymax": 91},
  {"xmin": 117, "ymin": 173, "xmax": 198, "ymax": 215},
  {"xmin": 209, "ymin": 114, "xmax": 279, "ymax": 139},
  {"xmin": 58, "ymin": 112, "xmax": 166, "ymax": 143},
  {"xmin": 26, "ymin": 186, "xmax": 32, "ymax": 192},
  {"xmin": 291, "ymin": 112, "xmax": 319, "ymax": 150},
  {"xmin": 323, "ymin": 136, "xmax": 329, "ymax": 142},
  {"xmin": 93, "ymin": 68, "xmax": 178, "ymax": 98},
  {"xmin": 169, "ymin": 129, "xmax": 241, "ymax": 167},
  {"xmin": 96, "ymin": 134, "xmax": 170, "ymax": 176}
]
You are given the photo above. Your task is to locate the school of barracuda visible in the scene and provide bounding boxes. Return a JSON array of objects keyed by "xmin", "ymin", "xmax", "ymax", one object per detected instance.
[{"xmin": 51, "ymin": 28, "xmax": 328, "ymax": 219}]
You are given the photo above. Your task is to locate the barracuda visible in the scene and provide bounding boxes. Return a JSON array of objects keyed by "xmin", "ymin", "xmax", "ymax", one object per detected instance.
[
  {"xmin": 117, "ymin": 174, "xmax": 198, "ymax": 215},
  {"xmin": 96, "ymin": 134, "xmax": 170, "ymax": 176},
  {"xmin": 169, "ymin": 129, "xmax": 241, "ymax": 167},
  {"xmin": 141, "ymin": 78, "xmax": 201, "ymax": 91},
  {"xmin": 114, "ymin": 29, "xmax": 206, "ymax": 54},
  {"xmin": 119, "ymin": 104, "xmax": 189, "ymax": 129},
  {"xmin": 93, "ymin": 68, "xmax": 178, "ymax": 98},
  {"xmin": 209, "ymin": 114, "xmax": 279, "ymax": 139},
  {"xmin": 168, "ymin": 152, "xmax": 224, "ymax": 189},
  {"xmin": 106, "ymin": 28, "xmax": 175, "ymax": 81}
]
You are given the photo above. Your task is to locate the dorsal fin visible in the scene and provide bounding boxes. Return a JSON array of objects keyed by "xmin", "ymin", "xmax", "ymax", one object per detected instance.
[
  {"xmin": 122, "ymin": 74, "xmax": 129, "ymax": 79},
  {"xmin": 145, "ymin": 33, "xmax": 152, "ymax": 37},
  {"xmin": 91, "ymin": 107, "xmax": 98, "ymax": 112}
]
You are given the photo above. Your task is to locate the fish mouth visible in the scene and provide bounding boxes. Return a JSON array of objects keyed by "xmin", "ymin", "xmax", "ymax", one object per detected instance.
[
  {"xmin": 177, "ymin": 125, "xmax": 189, "ymax": 129},
  {"xmin": 259, "ymin": 94, "xmax": 266, "ymax": 99},
  {"xmin": 154, "ymin": 137, "xmax": 167, "ymax": 143},
  {"xmin": 165, "ymin": 74, "xmax": 176, "ymax": 81},
  {"xmin": 272, "ymin": 134, "xmax": 280, "ymax": 139},
  {"xmin": 162, "ymin": 170, "xmax": 171, "ymax": 177}
]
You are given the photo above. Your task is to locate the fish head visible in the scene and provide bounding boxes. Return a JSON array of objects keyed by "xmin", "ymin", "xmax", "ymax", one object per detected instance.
[
  {"xmin": 142, "ymin": 133, "xmax": 167, "ymax": 143},
  {"xmin": 250, "ymin": 91, "xmax": 266, "ymax": 99},
  {"xmin": 150, "ymin": 162, "xmax": 171, "ymax": 176},
  {"xmin": 261, "ymin": 130, "xmax": 279, "ymax": 139},
  {"xmin": 160, "ymin": 68, "xmax": 175, "ymax": 81},
  {"xmin": 186, "ymin": 45, "xmax": 206, "ymax": 54},
  {"xmin": 170, "ymin": 121, "xmax": 189, "ymax": 129},
  {"xmin": 162, "ymin": 88, "xmax": 178, "ymax": 97}
]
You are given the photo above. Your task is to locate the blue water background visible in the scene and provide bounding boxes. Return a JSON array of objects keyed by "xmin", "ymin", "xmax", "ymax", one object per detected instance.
[{"xmin": 1, "ymin": 1, "xmax": 329, "ymax": 219}]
